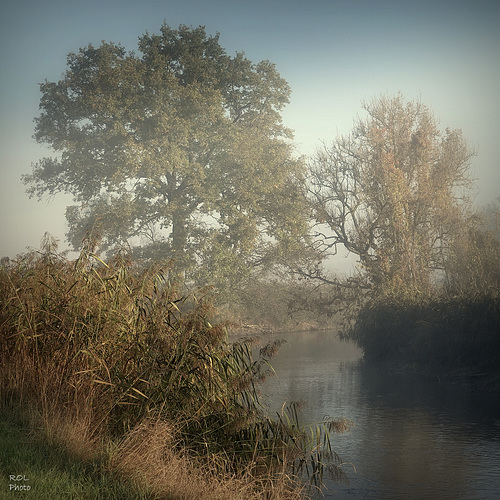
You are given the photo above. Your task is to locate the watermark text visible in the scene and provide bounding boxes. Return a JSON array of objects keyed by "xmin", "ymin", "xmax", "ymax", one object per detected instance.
[{"xmin": 8, "ymin": 474, "xmax": 31, "ymax": 492}]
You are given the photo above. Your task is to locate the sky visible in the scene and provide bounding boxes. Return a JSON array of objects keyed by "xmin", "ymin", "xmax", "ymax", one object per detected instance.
[{"xmin": 1, "ymin": 0, "xmax": 499, "ymax": 268}]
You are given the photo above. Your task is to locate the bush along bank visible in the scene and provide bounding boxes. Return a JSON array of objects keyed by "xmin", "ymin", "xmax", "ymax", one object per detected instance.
[
  {"xmin": 0, "ymin": 241, "xmax": 352, "ymax": 499},
  {"xmin": 348, "ymin": 290, "xmax": 500, "ymax": 392}
]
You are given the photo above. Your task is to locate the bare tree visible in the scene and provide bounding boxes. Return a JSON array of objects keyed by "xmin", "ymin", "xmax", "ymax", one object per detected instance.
[{"xmin": 307, "ymin": 94, "xmax": 474, "ymax": 294}]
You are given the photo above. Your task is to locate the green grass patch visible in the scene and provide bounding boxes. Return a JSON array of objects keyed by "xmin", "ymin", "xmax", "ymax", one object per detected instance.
[{"xmin": 0, "ymin": 407, "xmax": 151, "ymax": 500}]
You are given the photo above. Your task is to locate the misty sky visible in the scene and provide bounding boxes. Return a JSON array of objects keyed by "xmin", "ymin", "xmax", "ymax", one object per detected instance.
[{"xmin": 1, "ymin": 0, "xmax": 498, "ymax": 266}]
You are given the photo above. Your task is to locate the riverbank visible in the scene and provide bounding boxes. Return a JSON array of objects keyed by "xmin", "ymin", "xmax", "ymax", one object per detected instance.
[
  {"xmin": 230, "ymin": 319, "xmax": 325, "ymax": 337},
  {"xmin": 0, "ymin": 404, "xmax": 306, "ymax": 500},
  {"xmin": 0, "ymin": 248, "xmax": 339, "ymax": 499},
  {"xmin": 349, "ymin": 291, "xmax": 500, "ymax": 392}
]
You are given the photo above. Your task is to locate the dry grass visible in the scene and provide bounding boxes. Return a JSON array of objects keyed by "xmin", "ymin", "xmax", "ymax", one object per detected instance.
[
  {"xmin": 0, "ymin": 236, "xmax": 348, "ymax": 498},
  {"xmin": 12, "ymin": 404, "xmax": 302, "ymax": 499},
  {"xmin": 30, "ymin": 404, "xmax": 100, "ymax": 463},
  {"xmin": 110, "ymin": 418, "xmax": 303, "ymax": 500}
]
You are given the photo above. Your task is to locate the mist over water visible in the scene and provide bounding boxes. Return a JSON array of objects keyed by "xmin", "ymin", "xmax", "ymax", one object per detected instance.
[{"xmin": 262, "ymin": 330, "xmax": 500, "ymax": 499}]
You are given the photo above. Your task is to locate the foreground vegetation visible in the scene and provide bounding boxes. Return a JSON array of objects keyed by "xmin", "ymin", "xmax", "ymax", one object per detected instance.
[
  {"xmin": 0, "ymin": 237, "xmax": 352, "ymax": 499},
  {"xmin": 0, "ymin": 405, "xmax": 151, "ymax": 499}
]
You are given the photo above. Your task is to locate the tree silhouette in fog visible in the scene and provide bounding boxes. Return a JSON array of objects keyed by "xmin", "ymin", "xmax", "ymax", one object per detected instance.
[
  {"xmin": 308, "ymin": 94, "xmax": 474, "ymax": 294},
  {"xmin": 24, "ymin": 24, "xmax": 309, "ymax": 289}
]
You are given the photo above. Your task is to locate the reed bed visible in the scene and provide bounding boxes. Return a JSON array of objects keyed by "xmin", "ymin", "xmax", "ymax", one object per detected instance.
[
  {"xmin": 349, "ymin": 288, "xmax": 500, "ymax": 384},
  {"xmin": 0, "ymin": 235, "xmax": 351, "ymax": 498}
]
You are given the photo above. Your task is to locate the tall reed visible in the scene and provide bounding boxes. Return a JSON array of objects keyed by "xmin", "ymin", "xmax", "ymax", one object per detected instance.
[{"xmin": 0, "ymin": 234, "xmax": 351, "ymax": 496}]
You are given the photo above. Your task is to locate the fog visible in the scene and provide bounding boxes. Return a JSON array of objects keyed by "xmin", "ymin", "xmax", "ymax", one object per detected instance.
[{"xmin": 1, "ymin": 0, "xmax": 498, "ymax": 262}]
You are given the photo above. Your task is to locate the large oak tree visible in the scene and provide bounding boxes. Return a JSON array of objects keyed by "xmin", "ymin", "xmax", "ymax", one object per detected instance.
[{"xmin": 24, "ymin": 24, "xmax": 307, "ymax": 287}]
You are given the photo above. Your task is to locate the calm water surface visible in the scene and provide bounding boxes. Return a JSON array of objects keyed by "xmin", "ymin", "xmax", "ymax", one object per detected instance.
[{"xmin": 260, "ymin": 330, "xmax": 500, "ymax": 499}]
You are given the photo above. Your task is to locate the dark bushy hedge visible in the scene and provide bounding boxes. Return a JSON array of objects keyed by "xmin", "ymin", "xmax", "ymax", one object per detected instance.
[{"xmin": 350, "ymin": 291, "xmax": 500, "ymax": 377}]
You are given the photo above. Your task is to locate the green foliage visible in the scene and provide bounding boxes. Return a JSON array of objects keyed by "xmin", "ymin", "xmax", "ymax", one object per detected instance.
[{"xmin": 23, "ymin": 24, "xmax": 309, "ymax": 288}]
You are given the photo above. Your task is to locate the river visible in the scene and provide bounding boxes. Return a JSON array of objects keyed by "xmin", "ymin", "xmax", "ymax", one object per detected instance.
[{"xmin": 260, "ymin": 329, "xmax": 500, "ymax": 499}]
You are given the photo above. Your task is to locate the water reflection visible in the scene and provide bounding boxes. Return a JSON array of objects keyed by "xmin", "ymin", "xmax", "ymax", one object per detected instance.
[{"xmin": 261, "ymin": 330, "xmax": 500, "ymax": 499}]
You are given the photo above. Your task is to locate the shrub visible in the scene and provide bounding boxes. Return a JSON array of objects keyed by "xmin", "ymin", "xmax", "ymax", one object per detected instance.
[{"xmin": 350, "ymin": 289, "xmax": 500, "ymax": 377}]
